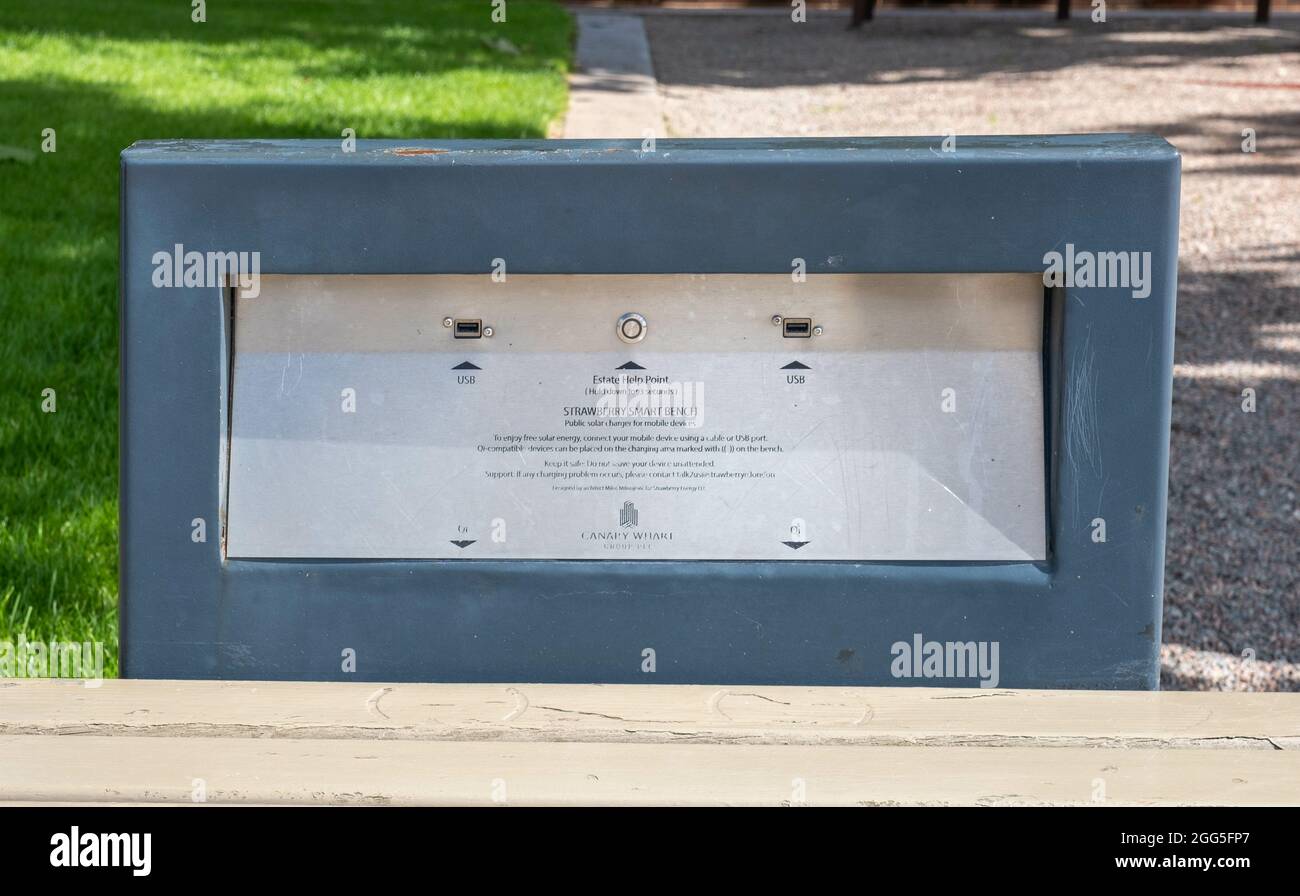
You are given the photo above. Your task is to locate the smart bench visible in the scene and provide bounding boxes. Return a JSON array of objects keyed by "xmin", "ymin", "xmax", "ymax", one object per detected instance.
[{"xmin": 120, "ymin": 136, "xmax": 1180, "ymax": 688}]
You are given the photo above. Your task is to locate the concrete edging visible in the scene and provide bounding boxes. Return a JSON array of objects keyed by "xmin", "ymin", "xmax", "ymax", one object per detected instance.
[{"xmin": 563, "ymin": 12, "xmax": 664, "ymax": 139}]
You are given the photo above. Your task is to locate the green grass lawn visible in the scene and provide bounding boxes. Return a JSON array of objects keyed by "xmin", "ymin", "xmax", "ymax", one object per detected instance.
[{"xmin": 0, "ymin": 0, "xmax": 572, "ymax": 676}]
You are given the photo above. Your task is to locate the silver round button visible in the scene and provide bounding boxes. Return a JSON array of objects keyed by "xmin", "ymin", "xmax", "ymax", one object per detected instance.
[{"xmin": 617, "ymin": 312, "xmax": 647, "ymax": 344}]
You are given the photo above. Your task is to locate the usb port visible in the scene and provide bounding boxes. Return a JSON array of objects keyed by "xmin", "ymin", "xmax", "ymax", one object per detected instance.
[
  {"xmin": 782, "ymin": 318, "xmax": 812, "ymax": 338},
  {"xmin": 453, "ymin": 319, "xmax": 482, "ymax": 339}
]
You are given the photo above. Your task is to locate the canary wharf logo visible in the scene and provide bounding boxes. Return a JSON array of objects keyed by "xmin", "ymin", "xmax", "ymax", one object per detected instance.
[
  {"xmin": 580, "ymin": 501, "xmax": 672, "ymax": 545},
  {"xmin": 619, "ymin": 501, "xmax": 639, "ymax": 528}
]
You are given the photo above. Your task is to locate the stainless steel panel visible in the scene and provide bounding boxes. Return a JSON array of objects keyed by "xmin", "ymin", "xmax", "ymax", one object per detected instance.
[{"xmin": 226, "ymin": 274, "xmax": 1045, "ymax": 560}]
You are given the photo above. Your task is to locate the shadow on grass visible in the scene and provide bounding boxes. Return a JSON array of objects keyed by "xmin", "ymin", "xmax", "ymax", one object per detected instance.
[
  {"xmin": 0, "ymin": 0, "xmax": 571, "ymax": 82},
  {"xmin": 0, "ymin": 0, "xmax": 573, "ymax": 672}
]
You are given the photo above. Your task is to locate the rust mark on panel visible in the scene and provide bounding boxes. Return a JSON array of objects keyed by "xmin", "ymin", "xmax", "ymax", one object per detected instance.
[{"xmin": 388, "ymin": 148, "xmax": 449, "ymax": 156}]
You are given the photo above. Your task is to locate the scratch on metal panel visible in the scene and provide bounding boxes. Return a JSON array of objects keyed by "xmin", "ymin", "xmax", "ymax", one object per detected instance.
[
  {"xmin": 1066, "ymin": 328, "xmax": 1103, "ymax": 514},
  {"xmin": 278, "ymin": 352, "xmax": 303, "ymax": 397}
]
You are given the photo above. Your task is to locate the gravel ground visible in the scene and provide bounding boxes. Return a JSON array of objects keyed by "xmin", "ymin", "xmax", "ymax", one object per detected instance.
[{"xmin": 644, "ymin": 13, "xmax": 1299, "ymax": 690}]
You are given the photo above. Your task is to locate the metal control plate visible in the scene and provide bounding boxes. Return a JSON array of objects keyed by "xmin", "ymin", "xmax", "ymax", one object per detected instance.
[{"xmin": 226, "ymin": 274, "xmax": 1046, "ymax": 560}]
